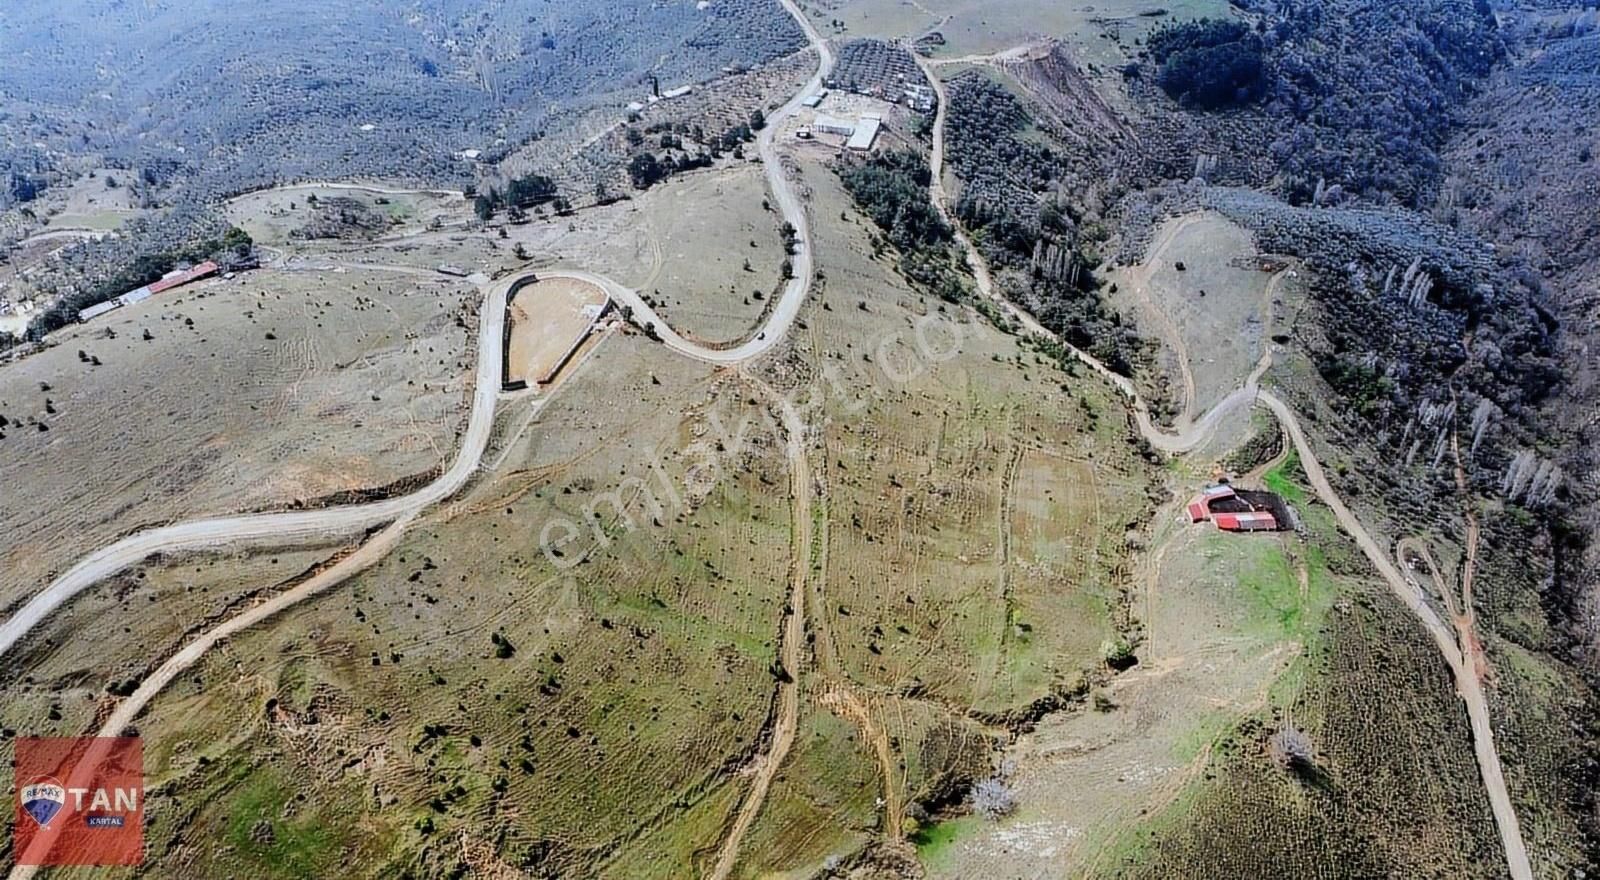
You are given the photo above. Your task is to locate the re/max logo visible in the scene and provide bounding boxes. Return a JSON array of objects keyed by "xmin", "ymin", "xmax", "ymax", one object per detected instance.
[{"xmin": 14, "ymin": 736, "xmax": 145, "ymax": 865}]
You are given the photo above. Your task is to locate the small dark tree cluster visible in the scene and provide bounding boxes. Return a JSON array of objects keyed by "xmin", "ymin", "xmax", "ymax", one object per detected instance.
[
  {"xmin": 1147, "ymin": 19, "xmax": 1268, "ymax": 110},
  {"xmin": 476, "ymin": 173, "xmax": 561, "ymax": 219},
  {"xmin": 837, "ymin": 150, "xmax": 968, "ymax": 303},
  {"xmin": 626, "ymin": 149, "xmax": 716, "ymax": 190}
]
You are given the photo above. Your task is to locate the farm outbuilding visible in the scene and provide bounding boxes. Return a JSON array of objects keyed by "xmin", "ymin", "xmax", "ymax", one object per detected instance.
[
  {"xmin": 1186, "ymin": 483, "xmax": 1292, "ymax": 533},
  {"xmin": 847, "ymin": 113, "xmax": 882, "ymax": 151},
  {"xmin": 1213, "ymin": 511, "xmax": 1278, "ymax": 532},
  {"xmin": 814, "ymin": 114, "xmax": 855, "ymax": 137},
  {"xmin": 77, "ymin": 261, "xmax": 219, "ymax": 323}
]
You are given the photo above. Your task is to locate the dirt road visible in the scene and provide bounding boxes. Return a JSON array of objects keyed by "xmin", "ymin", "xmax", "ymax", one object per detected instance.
[
  {"xmin": 1259, "ymin": 391, "xmax": 1532, "ymax": 880},
  {"xmin": 2, "ymin": 13, "xmax": 964, "ymax": 697},
  {"xmin": 702, "ymin": 9, "xmax": 831, "ymax": 873},
  {"xmin": 6, "ymin": 513, "xmax": 417, "ymax": 876},
  {"xmin": 707, "ymin": 386, "xmax": 810, "ymax": 880},
  {"xmin": 918, "ymin": 53, "xmax": 1532, "ymax": 877}
]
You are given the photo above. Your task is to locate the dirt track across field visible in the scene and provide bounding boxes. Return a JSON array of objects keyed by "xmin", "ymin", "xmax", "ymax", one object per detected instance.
[{"xmin": 918, "ymin": 53, "xmax": 1532, "ymax": 880}]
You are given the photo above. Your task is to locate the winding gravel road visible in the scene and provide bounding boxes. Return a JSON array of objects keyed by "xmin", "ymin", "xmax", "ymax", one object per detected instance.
[
  {"xmin": 919, "ymin": 53, "xmax": 1532, "ymax": 878},
  {"xmin": 0, "ymin": 273, "xmax": 513, "ymax": 663},
  {"xmin": 4, "ymin": 2, "xmax": 833, "ymax": 873},
  {"xmin": 0, "ymin": 3, "xmax": 835, "ymax": 672}
]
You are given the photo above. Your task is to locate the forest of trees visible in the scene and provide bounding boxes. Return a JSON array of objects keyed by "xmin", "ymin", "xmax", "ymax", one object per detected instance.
[
  {"xmin": 1150, "ymin": 1, "xmax": 1505, "ymax": 207},
  {"xmin": 0, "ymin": 0, "xmax": 806, "ymax": 202},
  {"xmin": 837, "ymin": 150, "xmax": 967, "ymax": 303},
  {"xmin": 945, "ymin": 75, "xmax": 1142, "ymax": 373},
  {"xmin": 1147, "ymin": 19, "xmax": 1268, "ymax": 110}
]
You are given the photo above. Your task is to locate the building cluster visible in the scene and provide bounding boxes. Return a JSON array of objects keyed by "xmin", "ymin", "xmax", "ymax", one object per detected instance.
[
  {"xmin": 800, "ymin": 100, "xmax": 881, "ymax": 151},
  {"xmin": 77, "ymin": 261, "xmax": 219, "ymax": 323}
]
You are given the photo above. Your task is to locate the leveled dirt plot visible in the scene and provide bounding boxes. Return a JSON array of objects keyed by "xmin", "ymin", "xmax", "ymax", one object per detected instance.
[
  {"xmin": 505, "ymin": 277, "xmax": 608, "ymax": 387},
  {"xmin": 0, "ymin": 266, "xmax": 474, "ymax": 611},
  {"xmin": 123, "ymin": 330, "xmax": 803, "ymax": 878},
  {"xmin": 1104, "ymin": 211, "xmax": 1279, "ymax": 422},
  {"xmin": 496, "ymin": 165, "xmax": 788, "ymax": 347},
  {"xmin": 226, "ymin": 185, "xmax": 467, "ymax": 247}
]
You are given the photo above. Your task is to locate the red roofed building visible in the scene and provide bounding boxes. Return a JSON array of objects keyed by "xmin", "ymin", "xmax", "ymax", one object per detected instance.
[
  {"xmin": 148, "ymin": 261, "xmax": 219, "ymax": 295},
  {"xmin": 1188, "ymin": 485, "xmax": 1236, "ymax": 523},
  {"xmin": 1213, "ymin": 511, "xmax": 1279, "ymax": 532},
  {"xmin": 1186, "ymin": 484, "xmax": 1287, "ymax": 533}
]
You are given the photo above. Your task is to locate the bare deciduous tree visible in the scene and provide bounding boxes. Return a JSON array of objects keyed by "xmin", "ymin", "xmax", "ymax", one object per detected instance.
[
  {"xmin": 970, "ymin": 777, "xmax": 1017, "ymax": 821},
  {"xmin": 1268, "ymin": 724, "xmax": 1315, "ymax": 771}
]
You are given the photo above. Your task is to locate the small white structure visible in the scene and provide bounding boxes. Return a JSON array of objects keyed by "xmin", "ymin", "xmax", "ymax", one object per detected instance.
[
  {"xmin": 118, "ymin": 288, "xmax": 152, "ymax": 307},
  {"xmin": 78, "ymin": 300, "xmax": 119, "ymax": 322},
  {"xmin": 814, "ymin": 114, "xmax": 855, "ymax": 137}
]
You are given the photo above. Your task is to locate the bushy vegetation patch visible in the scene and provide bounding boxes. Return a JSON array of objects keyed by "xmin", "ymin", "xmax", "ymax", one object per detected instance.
[
  {"xmin": 1147, "ymin": 19, "xmax": 1268, "ymax": 110},
  {"xmin": 946, "ymin": 74, "xmax": 1143, "ymax": 373},
  {"xmin": 1144, "ymin": 2, "xmax": 1504, "ymax": 207},
  {"xmin": 0, "ymin": 0, "xmax": 806, "ymax": 201},
  {"xmin": 837, "ymin": 150, "xmax": 968, "ymax": 302}
]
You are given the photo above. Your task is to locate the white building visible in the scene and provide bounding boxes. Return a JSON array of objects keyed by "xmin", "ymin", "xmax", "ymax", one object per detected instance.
[
  {"xmin": 846, "ymin": 113, "xmax": 882, "ymax": 151},
  {"xmin": 814, "ymin": 114, "xmax": 855, "ymax": 137}
]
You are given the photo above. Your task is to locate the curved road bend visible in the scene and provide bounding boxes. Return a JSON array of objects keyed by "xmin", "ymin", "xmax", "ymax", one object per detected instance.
[
  {"xmin": 918, "ymin": 53, "xmax": 1532, "ymax": 878},
  {"xmin": 0, "ymin": 273, "xmax": 512, "ymax": 662},
  {"xmin": 5, "ymin": 5, "xmax": 833, "ymax": 874},
  {"xmin": 0, "ymin": 3, "xmax": 836, "ymax": 667}
]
